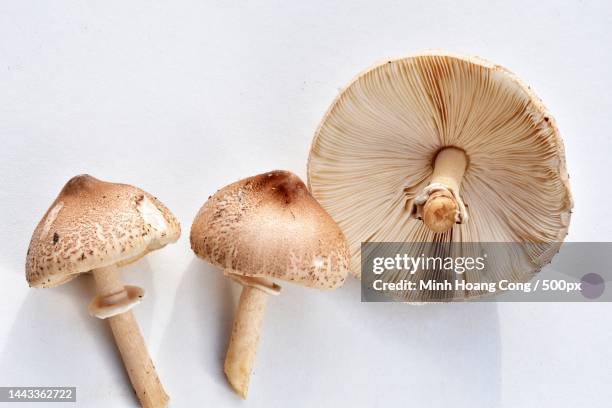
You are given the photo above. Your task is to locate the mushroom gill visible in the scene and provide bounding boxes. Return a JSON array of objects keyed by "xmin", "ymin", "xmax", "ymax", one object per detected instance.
[{"xmin": 308, "ymin": 52, "xmax": 572, "ymax": 287}]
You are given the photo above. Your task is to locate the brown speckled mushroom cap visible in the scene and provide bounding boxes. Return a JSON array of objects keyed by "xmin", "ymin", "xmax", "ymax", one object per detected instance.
[
  {"xmin": 26, "ymin": 174, "xmax": 181, "ymax": 288},
  {"xmin": 190, "ymin": 170, "xmax": 349, "ymax": 289}
]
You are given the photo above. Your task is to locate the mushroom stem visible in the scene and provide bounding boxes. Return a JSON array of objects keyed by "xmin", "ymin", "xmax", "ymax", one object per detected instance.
[
  {"xmin": 224, "ymin": 283, "xmax": 269, "ymax": 399},
  {"xmin": 430, "ymin": 147, "xmax": 467, "ymax": 195},
  {"xmin": 92, "ymin": 265, "xmax": 169, "ymax": 408},
  {"xmin": 413, "ymin": 147, "xmax": 468, "ymax": 233}
]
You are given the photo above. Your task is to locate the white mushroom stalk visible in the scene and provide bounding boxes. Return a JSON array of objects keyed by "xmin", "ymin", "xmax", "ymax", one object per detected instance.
[
  {"xmin": 90, "ymin": 265, "xmax": 168, "ymax": 408},
  {"xmin": 410, "ymin": 147, "xmax": 468, "ymax": 233},
  {"xmin": 222, "ymin": 273, "xmax": 280, "ymax": 397}
]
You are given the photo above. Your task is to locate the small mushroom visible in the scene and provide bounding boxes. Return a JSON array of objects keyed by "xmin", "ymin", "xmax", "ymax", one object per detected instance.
[
  {"xmin": 26, "ymin": 174, "xmax": 180, "ymax": 408},
  {"xmin": 308, "ymin": 52, "xmax": 572, "ymax": 287},
  {"xmin": 190, "ymin": 170, "xmax": 349, "ymax": 398}
]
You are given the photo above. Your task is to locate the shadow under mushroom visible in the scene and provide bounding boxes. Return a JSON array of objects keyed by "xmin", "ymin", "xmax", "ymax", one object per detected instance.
[{"xmin": 157, "ymin": 259, "xmax": 237, "ymax": 405}]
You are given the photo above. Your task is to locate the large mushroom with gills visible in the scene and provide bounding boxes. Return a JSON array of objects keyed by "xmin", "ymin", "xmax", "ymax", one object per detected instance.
[
  {"xmin": 190, "ymin": 170, "xmax": 349, "ymax": 398},
  {"xmin": 26, "ymin": 174, "xmax": 180, "ymax": 407},
  {"xmin": 307, "ymin": 52, "xmax": 572, "ymax": 299}
]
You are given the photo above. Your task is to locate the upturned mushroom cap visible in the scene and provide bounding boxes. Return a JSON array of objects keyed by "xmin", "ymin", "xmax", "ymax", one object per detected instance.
[
  {"xmin": 190, "ymin": 170, "xmax": 349, "ymax": 289},
  {"xmin": 26, "ymin": 175, "xmax": 181, "ymax": 288},
  {"xmin": 308, "ymin": 52, "xmax": 572, "ymax": 280}
]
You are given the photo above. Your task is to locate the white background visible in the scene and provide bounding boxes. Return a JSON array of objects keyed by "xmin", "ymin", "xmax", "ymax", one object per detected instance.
[{"xmin": 1, "ymin": 1, "xmax": 611, "ymax": 407}]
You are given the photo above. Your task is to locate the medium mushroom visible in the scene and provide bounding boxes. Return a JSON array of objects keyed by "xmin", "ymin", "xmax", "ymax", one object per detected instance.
[
  {"xmin": 190, "ymin": 170, "xmax": 349, "ymax": 398},
  {"xmin": 26, "ymin": 174, "xmax": 180, "ymax": 407},
  {"xmin": 308, "ymin": 52, "xmax": 572, "ymax": 296}
]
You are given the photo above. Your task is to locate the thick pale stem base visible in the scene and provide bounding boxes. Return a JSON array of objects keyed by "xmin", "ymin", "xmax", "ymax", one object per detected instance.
[
  {"xmin": 224, "ymin": 285, "xmax": 269, "ymax": 399},
  {"xmin": 419, "ymin": 147, "xmax": 468, "ymax": 233},
  {"xmin": 92, "ymin": 266, "xmax": 169, "ymax": 408}
]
